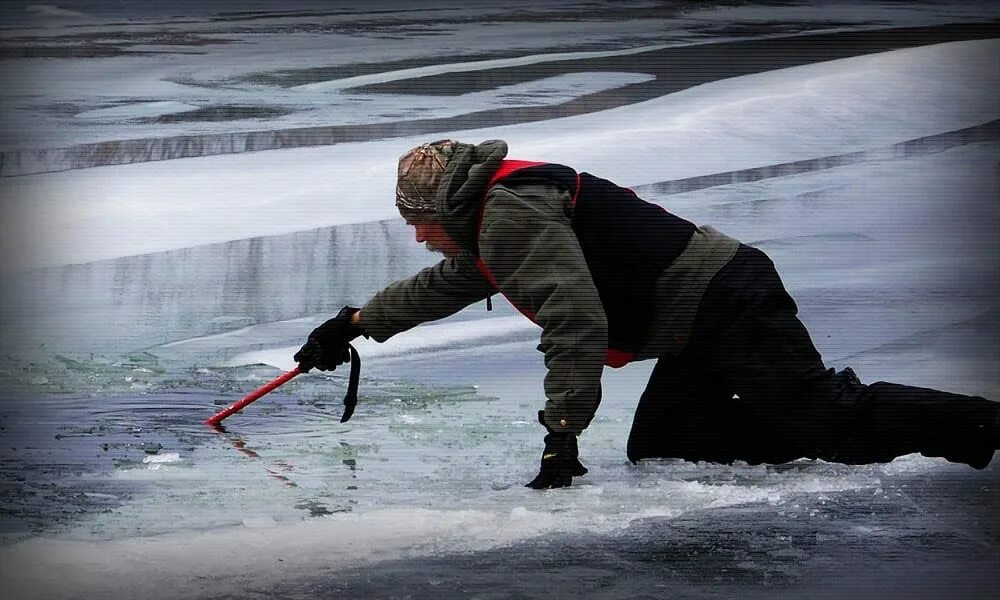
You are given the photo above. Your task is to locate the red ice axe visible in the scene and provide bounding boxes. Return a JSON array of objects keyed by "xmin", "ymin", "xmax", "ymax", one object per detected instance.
[{"xmin": 204, "ymin": 345, "xmax": 361, "ymax": 427}]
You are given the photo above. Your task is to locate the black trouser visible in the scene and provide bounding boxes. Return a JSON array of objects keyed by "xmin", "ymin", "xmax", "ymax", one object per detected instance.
[{"xmin": 626, "ymin": 245, "xmax": 999, "ymax": 468}]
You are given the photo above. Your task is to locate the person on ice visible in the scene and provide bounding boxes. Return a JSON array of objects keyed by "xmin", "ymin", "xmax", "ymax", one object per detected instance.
[{"xmin": 294, "ymin": 139, "xmax": 1000, "ymax": 489}]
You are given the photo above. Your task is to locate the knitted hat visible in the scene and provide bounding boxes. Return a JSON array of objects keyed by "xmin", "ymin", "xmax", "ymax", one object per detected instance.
[{"xmin": 395, "ymin": 139, "xmax": 459, "ymax": 221}]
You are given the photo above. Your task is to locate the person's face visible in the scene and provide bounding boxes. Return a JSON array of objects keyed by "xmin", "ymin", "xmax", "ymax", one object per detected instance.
[{"xmin": 410, "ymin": 220, "xmax": 462, "ymax": 257}]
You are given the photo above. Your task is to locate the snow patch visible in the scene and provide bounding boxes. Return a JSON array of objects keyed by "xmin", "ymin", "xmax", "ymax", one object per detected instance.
[{"xmin": 142, "ymin": 452, "xmax": 182, "ymax": 465}]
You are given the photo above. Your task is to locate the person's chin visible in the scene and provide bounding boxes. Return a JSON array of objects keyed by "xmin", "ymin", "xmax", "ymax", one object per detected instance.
[{"xmin": 425, "ymin": 243, "xmax": 460, "ymax": 258}]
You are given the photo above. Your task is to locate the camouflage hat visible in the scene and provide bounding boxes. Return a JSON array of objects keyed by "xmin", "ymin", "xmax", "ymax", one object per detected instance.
[{"xmin": 395, "ymin": 139, "xmax": 460, "ymax": 220}]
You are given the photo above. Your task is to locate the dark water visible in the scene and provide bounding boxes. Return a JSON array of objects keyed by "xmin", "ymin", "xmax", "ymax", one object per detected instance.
[
  {"xmin": 0, "ymin": 388, "xmax": 217, "ymax": 538},
  {"xmin": 0, "ymin": 356, "xmax": 493, "ymax": 541}
]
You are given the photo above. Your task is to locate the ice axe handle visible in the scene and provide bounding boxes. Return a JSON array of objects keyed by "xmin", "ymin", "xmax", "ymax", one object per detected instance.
[{"xmin": 204, "ymin": 367, "xmax": 302, "ymax": 427}]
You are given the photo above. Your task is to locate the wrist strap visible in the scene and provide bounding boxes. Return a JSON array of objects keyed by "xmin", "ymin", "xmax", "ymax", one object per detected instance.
[{"xmin": 339, "ymin": 344, "xmax": 362, "ymax": 422}]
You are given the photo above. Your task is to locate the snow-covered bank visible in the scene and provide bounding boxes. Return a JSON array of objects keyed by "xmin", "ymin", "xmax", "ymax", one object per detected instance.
[{"xmin": 2, "ymin": 38, "xmax": 998, "ymax": 273}]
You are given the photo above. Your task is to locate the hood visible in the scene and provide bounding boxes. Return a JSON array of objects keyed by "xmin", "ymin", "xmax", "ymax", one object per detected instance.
[{"xmin": 434, "ymin": 139, "xmax": 508, "ymax": 253}]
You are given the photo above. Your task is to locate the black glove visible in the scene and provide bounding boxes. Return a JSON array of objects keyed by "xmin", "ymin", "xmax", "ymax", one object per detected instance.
[
  {"xmin": 294, "ymin": 306, "xmax": 363, "ymax": 373},
  {"xmin": 525, "ymin": 411, "xmax": 588, "ymax": 489}
]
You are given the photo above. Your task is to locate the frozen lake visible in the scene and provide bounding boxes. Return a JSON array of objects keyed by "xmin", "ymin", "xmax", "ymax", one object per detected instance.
[{"xmin": 0, "ymin": 2, "xmax": 998, "ymax": 599}]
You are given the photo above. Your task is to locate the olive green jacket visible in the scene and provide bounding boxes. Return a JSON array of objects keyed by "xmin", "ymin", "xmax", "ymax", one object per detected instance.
[{"xmin": 360, "ymin": 140, "xmax": 738, "ymax": 434}]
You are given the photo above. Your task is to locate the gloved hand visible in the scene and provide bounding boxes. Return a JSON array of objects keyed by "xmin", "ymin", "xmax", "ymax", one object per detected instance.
[
  {"xmin": 525, "ymin": 411, "xmax": 588, "ymax": 489},
  {"xmin": 294, "ymin": 306, "xmax": 363, "ymax": 373}
]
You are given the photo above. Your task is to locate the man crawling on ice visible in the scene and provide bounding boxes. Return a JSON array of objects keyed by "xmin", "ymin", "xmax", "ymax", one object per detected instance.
[{"xmin": 294, "ymin": 139, "xmax": 1000, "ymax": 489}]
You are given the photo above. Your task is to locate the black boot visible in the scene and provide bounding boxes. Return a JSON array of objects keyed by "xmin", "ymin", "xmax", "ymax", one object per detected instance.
[
  {"xmin": 921, "ymin": 395, "xmax": 999, "ymax": 469},
  {"xmin": 863, "ymin": 382, "xmax": 999, "ymax": 469}
]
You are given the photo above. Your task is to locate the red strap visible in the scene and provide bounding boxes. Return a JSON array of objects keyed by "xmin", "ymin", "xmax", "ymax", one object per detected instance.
[
  {"xmin": 478, "ymin": 159, "xmax": 551, "ymax": 323},
  {"xmin": 487, "ymin": 160, "xmax": 581, "ymax": 206},
  {"xmin": 480, "ymin": 160, "xmax": 544, "ymax": 227},
  {"xmin": 486, "ymin": 159, "xmax": 547, "ymax": 188}
]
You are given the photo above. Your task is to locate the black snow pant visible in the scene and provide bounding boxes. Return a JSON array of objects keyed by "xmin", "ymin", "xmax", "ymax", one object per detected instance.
[{"xmin": 627, "ymin": 245, "xmax": 999, "ymax": 469}]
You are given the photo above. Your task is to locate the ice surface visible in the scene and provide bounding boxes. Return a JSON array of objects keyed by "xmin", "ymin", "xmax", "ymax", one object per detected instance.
[
  {"xmin": 2, "ymin": 38, "xmax": 997, "ymax": 271},
  {"xmin": 0, "ymin": 466, "xmax": 888, "ymax": 600},
  {"xmin": 0, "ymin": 356, "xmax": 913, "ymax": 599},
  {"xmin": 0, "ymin": 3, "xmax": 998, "ymax": 599},
  {"xmin": 2, "ymin": 0, "xmax": 997, "ymax": 157},
  {"xmin": 0, "ymin": 2, "xmax": 692, "ymax": 154}
]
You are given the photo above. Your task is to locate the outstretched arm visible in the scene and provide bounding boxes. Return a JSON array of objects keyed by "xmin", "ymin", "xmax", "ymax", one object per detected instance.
[
  {"xmin": 296, "ymin": 256, "xmax": 492, "ymax": 371},
  {"xmin": 358, "ymin": 253, "xmax": 494, "ymax": 342}
]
